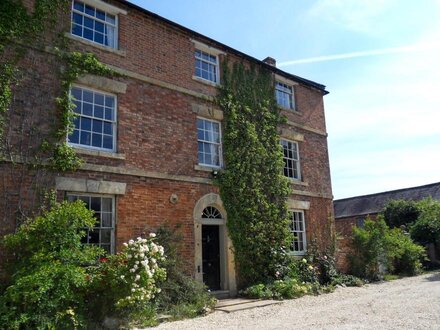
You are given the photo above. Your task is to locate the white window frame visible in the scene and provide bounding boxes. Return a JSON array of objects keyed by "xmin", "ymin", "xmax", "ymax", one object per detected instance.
[
  {"xmin": 194, "ymin": 49, "xmax": 219, "ymax": 84},
  {"xmin": 281, "ymin": 139, "xmax": 301, "ymax": 180},
  {"xmin": 68, "ymin": 85, "xmax": 117, "ymax": 152},
  {"xmin": 71, "ymin": 0, "xmax": 125, "ymax": 49},
  {"xmin": 67, "ymin": 193, "xmax": 116, "ymax": 254},
  {"xmin": 289, "ymin": 210, "xmax": 307, "ymax": 255},
  {"xmin": 275, "ymin": 81, "xmax": 295, "ymax": 110},
  {"xmin": 191, "ymin": 40, "xmax": 224, "ymax": 85},
  {"xmin": 197, "ymin": 117, "xmax": 223, "ymax": 168}
]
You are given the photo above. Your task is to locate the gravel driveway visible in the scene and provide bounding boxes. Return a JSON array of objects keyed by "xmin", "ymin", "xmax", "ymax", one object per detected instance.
[{"xmin": 151, "ymin": 271, "xmax": 440, "ymax": 330}]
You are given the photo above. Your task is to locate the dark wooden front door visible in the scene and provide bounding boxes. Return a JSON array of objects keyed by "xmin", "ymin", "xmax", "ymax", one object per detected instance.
[{"xmin": 202, "ymin": 225, "xmax": 221, "ymax": 291}]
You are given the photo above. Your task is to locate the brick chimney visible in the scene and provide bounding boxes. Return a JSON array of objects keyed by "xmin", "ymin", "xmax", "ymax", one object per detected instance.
[{"xmin": 263, "ymin": 56, "xmax": 276, "ymax": 67}]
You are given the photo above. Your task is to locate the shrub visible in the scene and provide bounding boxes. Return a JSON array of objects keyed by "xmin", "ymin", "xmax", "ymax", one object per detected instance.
[
  {"xmin": 0, "ymin": 200, "xmax": 169, "ymax": 329},
  {"xmin": 86, "ymin": 235, "xmax": 167, "ymax": 325},
  {"xmin": 241, "ymin": 279, "xmax": 311, "ymax": 300},
  {"xmin": 0, "ymin": 200, "xmax": 102, "ymax": 329},
  {"xmin": 330, "ymin": 274, "xmax": 365, "ymax": 287},
  {"xmin": 286, "ymin": 257, "xmax": 319, "ymax": 284},
  {"xmin": 155, "ymin": 226, "xmax": 216, "ymax": 320},
  {"xmin": 383, "ymin": 199, "xmax": 420, "ymax": 229},
  {"xmin": 410, "ymin": 197, "xmax": 440, "ymax": 246},
  {"xmin": 349, "ymin": 216, "xmax": 426, "ymax": 280}
]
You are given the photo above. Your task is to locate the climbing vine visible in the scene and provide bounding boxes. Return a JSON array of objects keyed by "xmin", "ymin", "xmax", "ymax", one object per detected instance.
[
  {"xmin": 0, "ymin": 0, "xmax": 118, "ymax": 223},
  {"xmin": 216, "ymin": 61, "xmax": 292, "ymax": 287}
]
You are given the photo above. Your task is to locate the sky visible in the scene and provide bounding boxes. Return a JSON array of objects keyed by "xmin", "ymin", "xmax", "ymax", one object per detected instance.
[{"xmin": 130, "ymin": 0, "xmax": 440, "ymax": 199}]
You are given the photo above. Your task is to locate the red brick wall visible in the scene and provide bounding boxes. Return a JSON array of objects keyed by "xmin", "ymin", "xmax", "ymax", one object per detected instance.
[
  {"xmin": 335, "ymin": 214, "xmax": 378, "ymax": 273},
  {"xmin": 1, "ymin": 0, "xmax": 334, "ymax": 278}
]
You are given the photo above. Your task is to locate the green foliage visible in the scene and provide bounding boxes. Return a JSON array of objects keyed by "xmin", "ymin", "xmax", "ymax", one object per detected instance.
[
  {"xmin": 46, "ymin": 51, "xmax": 118, "ymax": 171},
  {"xmin": 330, "ymin": 274, "xmax": 365, "ymax": 287},
  {"xmin": 155, "ymin": 226, "xmax": 216, "ymax": 320},
  {"xmin": 50, "ymin": 142, "xmax": 84, "ymax": 171},
  {"xmin": 0, "ymin": 1, "xmax": 117, "ymax": 172},
  {"xmin": 286, "ymin": 257, "xmax": 319, "ymax": 284},
  {"xmin": 410, "ymin": 197, "xmax": 440, "ymax": 246},
  {"xmin": 216, "ymin": 61, "xmax": 291, "ymax": 286},
  {"xmin": 86, "ymin": 236, "xmax": 167, "ymax": 327},
  {"xmin": 349, "ymin": 216, "xmax": 426, "ymax": 280},
  {"xmin": 0, "ymin": 200, "xmax": 103, "ymax": 329},
  {"xmin": 383, "ymin": 199, "xmax": 420, "ymax": 229},
  {"xmin": 242, "ymin": 279, "xmax": 312, "ymax": 300}
]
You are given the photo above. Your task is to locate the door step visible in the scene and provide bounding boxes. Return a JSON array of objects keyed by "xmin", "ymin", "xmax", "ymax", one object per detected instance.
[
  {"xmin": 215, "ymin": 298, "xmax": 282, "ymax": 313},
  {"xmin": 211, "ymin": 290, "xmax": 231, "ymax": 299}
]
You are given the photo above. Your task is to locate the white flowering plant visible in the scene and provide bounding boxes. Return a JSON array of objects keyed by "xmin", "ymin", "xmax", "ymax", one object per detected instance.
[{"xmin": 89, "ymin": 233, "xmax": 166, "ymax": 317}]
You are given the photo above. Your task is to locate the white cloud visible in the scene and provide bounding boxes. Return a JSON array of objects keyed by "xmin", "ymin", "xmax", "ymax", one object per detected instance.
[
  {"xmin": 277, "ymin": 42, "xmax": 439, "ymax": 66},
  {"xmin": 308, "ymin": 0, "xmax": 396, "ymax": 33}
]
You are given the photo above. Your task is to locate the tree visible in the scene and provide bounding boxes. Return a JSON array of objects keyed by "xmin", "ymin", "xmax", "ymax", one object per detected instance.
[
  {"xmin": 383, "ymin": 199, "xmax": 420, "ymax": 229},
  {"xmin": 410, "ymin": 197, "xmax": 440, "ymax": 246}
]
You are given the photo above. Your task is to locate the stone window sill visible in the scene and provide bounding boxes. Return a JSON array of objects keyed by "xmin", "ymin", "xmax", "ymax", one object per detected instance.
[
  {"xmin": 192, "ymin": 75, "xmax": 219, "ymax": 87},
  {"xmin": 290, "ymin": 180, "xmax": 309, "ymax": 187},
  {"xmin": 281, "ymin": 107, "xmax": 302, "ymax": 115},
  {"xmin": 66, "ymin": 33, "xmax": 127, "ymax": 57},
  {"xmin": 75, "ymin": 147, "xmax": 126, "ymax": 160},
  {"xmin": 194, "ymin": 164, "xmax": 221, "ymax": 172}
]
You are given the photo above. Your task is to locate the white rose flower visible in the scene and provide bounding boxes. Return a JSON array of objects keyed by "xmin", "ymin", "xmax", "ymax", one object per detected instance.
[
  {"xmin": 123, "ymin": 242, "xmax": 128, "ymax": 247},
  {"xmin": 149, "ymin": 233, "xmax": 156, "ymax": 238},
  {"xmin": 135, "ymin": 275, "xmax": 140, "ymax": 281},
  {"xmin": 120, "ymin": 275, "xmax": 125, "ymax": 280},
  {"xmin": 128, "ymin": 239, "xmax": 134, "ymax": 245},
  {"xmin": 152, "ymin": 246, "xmax": 159, "ymax": 253}
]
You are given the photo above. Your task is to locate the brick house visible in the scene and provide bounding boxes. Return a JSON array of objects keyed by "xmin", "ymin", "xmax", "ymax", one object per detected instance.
[
  {"xmin": 334, "ymin": 182, "xmax": 440, "ymax": 272},
  {"xmin": 1, "ymin": 0, "xmax": 333, "ymax": 296}
]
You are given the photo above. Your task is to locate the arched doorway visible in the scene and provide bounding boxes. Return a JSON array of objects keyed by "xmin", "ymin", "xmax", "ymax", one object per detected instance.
[{"xmin": 193, "ymin": 194, "xmax": 236, "ymax": 296}]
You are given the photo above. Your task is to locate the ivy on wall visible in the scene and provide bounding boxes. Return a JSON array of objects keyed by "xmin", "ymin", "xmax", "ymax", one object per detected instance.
[
  {"xmin": 0, "ymin": 0, "xmax": 118, "ymax": 221},
  {"xmin": 216, "ymin": 61, "xmax": 292, "ymax": 287}
]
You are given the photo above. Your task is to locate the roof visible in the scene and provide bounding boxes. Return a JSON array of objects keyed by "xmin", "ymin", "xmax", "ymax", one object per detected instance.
[
  {"xmin": 116, "ymin": 0, "xmax": 329, "ymax": 95},
  {"xmin": 334, "ymin": 182, "xmax": 440, "ymax": 219}
]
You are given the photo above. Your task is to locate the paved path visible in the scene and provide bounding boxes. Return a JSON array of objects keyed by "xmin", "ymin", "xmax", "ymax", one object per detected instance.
[{"xmin": 152, "ymin": 271, "xmax": 440, "ymax": 329}]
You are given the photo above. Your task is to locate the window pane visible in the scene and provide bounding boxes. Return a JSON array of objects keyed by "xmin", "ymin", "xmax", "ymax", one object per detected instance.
[
  {"xmin": 95, "ymin": 32, "xmax": 104, "ymax": 44},
  {"xmin": 69, "ymin": 129, "xmax": 79, "ymax": 143},
  {"xmin": 92, "ymin": 119, "xmax": 103, "ymax": 133},
  {"xmin": 72, "ymin": 24, "xmax": 82, "ymax": 37},
  {"xmin": 96, "ymin": 9, "xmax": 106, "ymax": 21},
  {"xmin": 92, "ymin": 133, "xmax": 102, "ymax": 147},
  {"xmin": 73, "ymin": 1, "xmax": 84, "ymax": 12},
  {"xmin": 103, "ymin": 122, "xmax": 112, "ymax": 135},
  {"xmin": 106, "ymin": 14, "xmax": 116, "ymax": 24},
  {"xmin": 101, "ymin": 198, "xmax": 112, "ymax": 212},
  {"xmin": 85, "ymin": 4, "xmax": 95, "ymax": 16},
  {"xmin": 83, "ymin": 28, "xmax": 93, "ymax": 41},
  {"xmin": 80, "ymin": 131, "xmax": 91, "ymax": 145},
  {"xmin": 72, "ymin": 98, "xmax": 81, "ymax": 112},
  {"xmin": 73, "ymin": 12, "xmax": 83, "ymax": 25},
  {"xmin": 103, "ymin": 135, "xmax": 113, "ymax": 149},
  {"xmin": 81, "ymin": 117, "xmax": 91, "ymax": 131},
  {"xmin": 105, "ymin": 96, "xmax": 114, "ymax": 108},
  {"xmin": 90, "ymin": 197, "xmax": 101, "ymax": 212},
  {"xmin": 101, "ymin": 229, "xmax": 112, "ymax": 243},
  {"xmin": 94, "ymin": 105, "xmax": 104, "ymax": 119}
]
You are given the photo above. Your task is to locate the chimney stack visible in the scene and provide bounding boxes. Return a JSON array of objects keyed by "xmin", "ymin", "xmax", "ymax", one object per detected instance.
[{"xmin": 263, "ymin": 56, "xmax": 276, "ymax": 67}]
